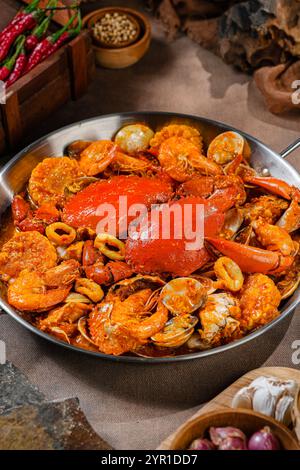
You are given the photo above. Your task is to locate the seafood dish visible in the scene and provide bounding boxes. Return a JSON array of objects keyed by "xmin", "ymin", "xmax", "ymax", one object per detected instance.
[{"xmin": 0, "ymin": 122, "xmax": 299, "ymax": 358}]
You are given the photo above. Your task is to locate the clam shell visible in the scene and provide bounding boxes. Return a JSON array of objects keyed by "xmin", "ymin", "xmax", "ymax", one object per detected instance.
[{"xmin": 160, "ymin": 277, "xmax": 207, "ymax": 315}]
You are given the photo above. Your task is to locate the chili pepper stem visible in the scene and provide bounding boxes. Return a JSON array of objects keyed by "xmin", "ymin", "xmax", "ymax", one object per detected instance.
[
  {"xmin": 51, "ymin": 11, "xmax": 78, "ymax": 44},
  {"xmin": 6, "ymin": 36, "xmax": 26, "ymax": 70},
  {"xmin": 25, "ymin": 0, "xmax": 41, "ymax": 13}
]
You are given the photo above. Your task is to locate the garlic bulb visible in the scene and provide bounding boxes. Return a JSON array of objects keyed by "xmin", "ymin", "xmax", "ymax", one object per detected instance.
[
  {"xmin": 231, "ymin": 376, "xmax": 297, "ymax": 426},
  {"xmin": 275, "ymin": 395, "xmax": 294, "ymax": 426},
  {"xmin": 252, "ymin": 387, "xmax": 277, "ymax": 417}
]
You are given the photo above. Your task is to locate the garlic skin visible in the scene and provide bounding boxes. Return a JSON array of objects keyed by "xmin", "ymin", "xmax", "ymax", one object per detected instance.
[
  {"xmin": 275, "ymin": 395, "xmax": 294, "ymax": 426},
  {"xmin": 252, "ymin": 387, "xmax": 277, "ymax": 417},
  {"xmin": 231, "ymin": 387, "xmax": 253, "ymax": 410},
  {"xmin": 231, "ymin": 375, "xmax": 297, "ymax": 426}
]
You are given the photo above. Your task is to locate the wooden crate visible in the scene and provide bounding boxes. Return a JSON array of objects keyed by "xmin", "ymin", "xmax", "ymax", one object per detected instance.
[{"xmin": 0, "ymin": 1, "xmax": 95, "ymax": 155}]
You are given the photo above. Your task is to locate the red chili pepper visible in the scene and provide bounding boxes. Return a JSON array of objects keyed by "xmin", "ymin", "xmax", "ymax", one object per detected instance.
[
  {"xmin": 6, "ymin": 47, "xmax": 28, "ymax": 88},
  {"xmin": 25, "ymin": 0, "xmax": 57, "ymax": 51},
  {"xmin": 42, "ymin": 10, "xmax": 82, "ymax": 60},
  {"xmin": 0, "ymin": 36, "xmax": 25, "ymax": 82},
  {"xmin": 0, "ymin": 0, "xmax": 40, "ymax": 40},
  {"xmin": 0, "ymin": 10, "xmax": 43, "ymax": 63},
  {"xmin": 24, "ymin": 11, "xmax": 79, "ymax": 73},
  {"xmin": 25, "ymin": 15, "xmax": 51, "ymax": 51}
]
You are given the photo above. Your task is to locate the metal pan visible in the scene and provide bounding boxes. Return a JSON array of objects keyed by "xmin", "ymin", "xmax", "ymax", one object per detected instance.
[{"xmin": 0, "ymin": 112, "xmax": 300, "ymax": 366}]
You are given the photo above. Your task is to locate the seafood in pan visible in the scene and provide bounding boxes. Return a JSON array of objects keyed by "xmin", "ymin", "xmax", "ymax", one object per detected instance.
[{"xmin": 0, "ymin": 123, "xmax": 299, "ymax": 357}]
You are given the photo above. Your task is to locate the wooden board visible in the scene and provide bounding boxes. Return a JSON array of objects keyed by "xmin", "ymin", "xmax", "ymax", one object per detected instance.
[{"xmin": 158, "ymin": 367, "xmax": 300, "ymax": 449}]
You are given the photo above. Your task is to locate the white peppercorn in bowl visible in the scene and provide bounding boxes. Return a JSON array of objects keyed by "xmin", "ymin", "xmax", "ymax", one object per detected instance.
[
  {"xmin": 91, "ymin": 10, "xmax": 141, "ymax": 49},
  {"xmin": 83, "ymin": 7, "xmax": 151, "ymax": 69}
]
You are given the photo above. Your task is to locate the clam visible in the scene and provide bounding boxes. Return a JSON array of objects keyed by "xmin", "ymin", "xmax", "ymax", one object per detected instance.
[
  {"xmin": 65, "ymin": 140, "xmax": 92, "ymax": 159},
  {"xmin": 114, "ymin": 124, "xmax": 154, "ymax": 154},
  {"xmin": 189, "ymin": 275, "xmax": 217, "ymax": 294},
  {"xmin": 77, "ymin": 316, "xmax": 98, "ymax": 346},
  {"xmin": 223, "ymin": 208, "xmax": 244, "ymax": 239},
  {"xmin": 277, "ymin": 272, "xmax": 300, "ymax": 300},
  {"xmin": 48, "ymin": 326, "xmax": 71, "ymax": 344},
  {"xmin": 160, "ymin": 277, "xmax": 207, "ymax": 315},
  {"xmin": 151, "ymin": 314, "xmax": 198, "ymax": 348},
  {"xmin": 207, "ymin": 131, "xmax": 250, "ymax": 165}
]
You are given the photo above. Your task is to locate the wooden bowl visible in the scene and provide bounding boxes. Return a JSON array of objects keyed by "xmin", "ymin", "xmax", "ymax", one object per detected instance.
[
  {"xmin": 83, "ymin": 7, "xmax": 151, "ymax": 69},
  {"xmin": 170, "ymin": 409, "xmax": 300, "ymax": 450},
  {"xmin": 90, "ymin": 10, "xmax": 141, "ymax": 49}
]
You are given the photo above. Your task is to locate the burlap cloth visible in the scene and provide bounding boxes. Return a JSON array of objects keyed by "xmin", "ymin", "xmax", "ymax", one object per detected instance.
[{"xmin": 0, "ymin": 0, "xmax": 299, "ymax": 450}]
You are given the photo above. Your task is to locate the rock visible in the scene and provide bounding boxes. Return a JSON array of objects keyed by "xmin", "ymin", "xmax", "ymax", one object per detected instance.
[
  {"xmin": 156, "ymin": 0, "xmax": 181, "ymax": 40},
  {"xmin": 0, "ymin": 362, "xmax": 45, "ymax": 414},
  {"xmin": 184, "ymin": 18, "xmax": 219, "ymax": 53},
  {"xmin": 149, "ymin": 1, "xmax": 300, "ymax": 71},
  {"xmin": 0, "ymin": 362, "xmax": 113, "ymax": 450},
  {"xmin": 147, "ymin": 0, "xmax": 300, "ymax": 113},
  {"xmin": 0, "ymin": 398, "xmax": 112, "ymax": 450}
]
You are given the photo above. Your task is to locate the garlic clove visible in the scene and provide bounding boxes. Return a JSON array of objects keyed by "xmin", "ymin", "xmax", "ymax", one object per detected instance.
[
  {"xmin": 275, "ymin": 394, "xmax": 294, "ymax": 426},
  {"xmin": 231, "ymin": 387, "xmax": 253, "ymax": 409},
  {"xmin": 281, "ymin": 380, "xmax": 298, "ymax": 396},
  {"xmin": 252, "ymin": 387, "xmax": 277, "ymax": 417}
]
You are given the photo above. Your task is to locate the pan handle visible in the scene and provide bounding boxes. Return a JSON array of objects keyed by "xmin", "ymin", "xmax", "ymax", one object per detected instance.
[{"xmin": 280, "ymin": 138, "xmax": 300, "ymax": 159}]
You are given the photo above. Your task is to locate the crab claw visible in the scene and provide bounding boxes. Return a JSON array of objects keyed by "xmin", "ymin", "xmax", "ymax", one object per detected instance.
[
  {"xmin": 243, "ymin": 176, "xmax": 296, "ymax": 200},
  {"xmin": 205, "ymin": 237, "xmax": 281, "ymax": 274}
]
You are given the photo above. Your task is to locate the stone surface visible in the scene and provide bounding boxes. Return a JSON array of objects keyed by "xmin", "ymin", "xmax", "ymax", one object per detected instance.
[
  {"xmin": 0, "ymin": 362, "xmax": 45, "ymax": 414},
  {"xmin": 0, "ymin": 362, "xmax": 112, "ymax": 450},
  {"xmin": 0, "ymin": 397, "xmax": 113, "ymax": 450}
]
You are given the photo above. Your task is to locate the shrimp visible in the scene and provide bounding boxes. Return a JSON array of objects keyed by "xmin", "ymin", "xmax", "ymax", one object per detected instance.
[
  {"xmin": 8, "ymin": 270, "xmax": 71, "ymax": 312},
  {"xmin": 42, "ymin": 259, "xmax": 80, "ymax": 287},
  {"xmin": 28, "ymin": 157, "xmax": 84, "ymax": 207},
  {"xmin": 79, "ymin": 140, "xmax": 118, "ymax": 176},
  {"xmin": 0, "ymin": 231, "xmax": 57, "ymax": 282},
  {"xmin": 110, "ymin": 153, "xmax": 151, "ymax": 175},
  {"xmin": 38, "ymin": 302, "xmax": 92, "ymax": 343},
  {"xmin": 158, "ymin": 137, "xmax": 222, "ymax": 182},
  {"xmin": 238, "ymin": 273, "xmax": 281, "ymax": 331},
  {"xmin": 88, "ymin": 289, "xmax": 169, "ymax": 355},
  {"xmin": 7, "ymin": 260, "xmax": 80, "ymax": 312},
  {"xmin": 150, "ymin": 124, "xmax": 203, "ymax": 153}
]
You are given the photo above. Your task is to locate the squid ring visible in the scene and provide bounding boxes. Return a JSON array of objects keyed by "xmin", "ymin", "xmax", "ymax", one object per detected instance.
[
  {"xmin": 75, "ymin": 278, "xmax": 104, "ymax": 303},
  {"xmin": 94, "ymin": 233, "xmax": 125, "ymax": 261},
  {"xmin": 46, "ymin": 222, "xmax": 76, "ymax": 246},
  {"xmin": 214, "ymin": 256, "xmax": 244, "ymax": 292}
]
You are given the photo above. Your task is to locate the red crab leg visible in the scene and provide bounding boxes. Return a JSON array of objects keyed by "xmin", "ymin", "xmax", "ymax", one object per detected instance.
[
  {"xmin": 243, "ymin": 176, "xmax": 294, "ymax": 200},
  {"xmin": 205, "ymin": 237, "xmax": 280, "ymax": 274}
]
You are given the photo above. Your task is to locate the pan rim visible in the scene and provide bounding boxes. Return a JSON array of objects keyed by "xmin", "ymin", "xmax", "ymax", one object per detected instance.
[{"xmin": 0, "ymin": 111, "xmax": 299, "ymax": 364}]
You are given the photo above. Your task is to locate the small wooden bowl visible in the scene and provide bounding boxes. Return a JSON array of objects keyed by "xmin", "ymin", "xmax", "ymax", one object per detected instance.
[
  {"xmin": 83, "ymin": 7, "xmax": 151, "ymax": 69},
  {"xmin": 170, "ymin": 409, "xmax": 300, "ymax": 450},
  {"xmin": 91, "ymin": 10, "xmax": 141, "ymax": 49}
]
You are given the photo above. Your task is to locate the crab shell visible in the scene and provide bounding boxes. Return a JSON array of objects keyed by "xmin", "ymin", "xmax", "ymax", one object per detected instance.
[
  {"xmin": 62, "ymin": 175, "xmax": 173, "ymax": 232},
  {"xmin": 125, "ymin": 197, "xmax": 225, "ymax": 277}
]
